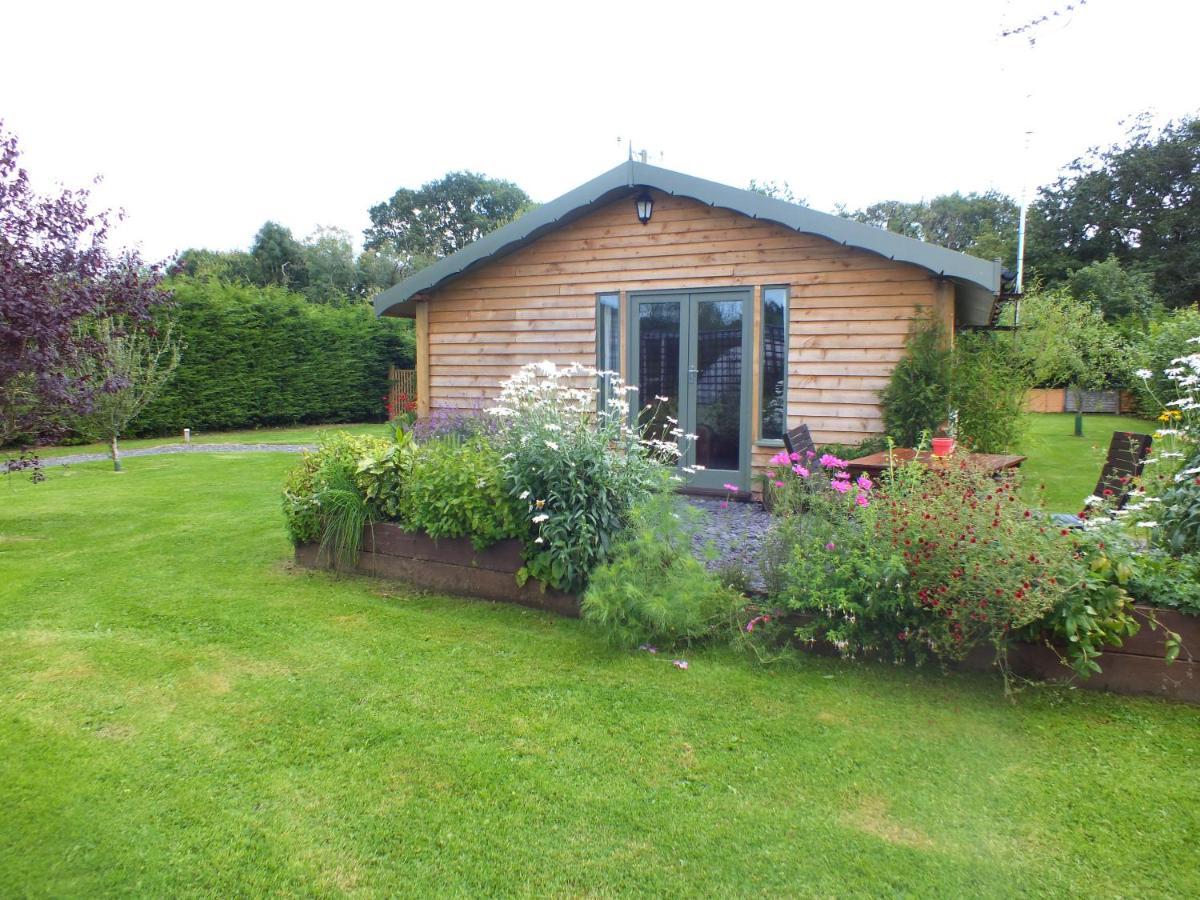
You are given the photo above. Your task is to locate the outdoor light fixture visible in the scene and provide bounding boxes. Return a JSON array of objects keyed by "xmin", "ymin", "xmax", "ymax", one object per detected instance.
[{"xmin": 634, "ymin": 191, "xmax": 653, "ymax": 225}]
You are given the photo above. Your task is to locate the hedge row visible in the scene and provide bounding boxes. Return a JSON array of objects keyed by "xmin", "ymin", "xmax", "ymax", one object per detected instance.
[{"xmin": 133, "ymin": 278, "xmax": 414, "ymax": 435}]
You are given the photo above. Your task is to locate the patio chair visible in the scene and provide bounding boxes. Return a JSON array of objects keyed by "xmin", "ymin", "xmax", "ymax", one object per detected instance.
[
  {"xmin": 782, "ymin": 423, "xmax": 816, "ymax": 459},
  {"xmin": 1052, "ymin": 431, "xmax": 1153, "ymax": 527}
]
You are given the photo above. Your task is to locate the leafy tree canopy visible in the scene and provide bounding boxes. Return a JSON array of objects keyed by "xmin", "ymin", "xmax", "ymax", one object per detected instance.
[
  {"xmin": 1028, "ymin": 114, "xmax": 1200, "ymax": 307},
  {"xmin": 839, "ymin": 191, "xmax": 1020, "ymax": 268},
  {"xmin": 363, "ymin": 171, "xmax": 533, "ymax": 269},
  {"xmin": 251, "ymin": 221, "xmax": 308, "ymax": 291},
  {"xmin": 0, "ymin": 121, "xmax": 169, "ymax": 452}
]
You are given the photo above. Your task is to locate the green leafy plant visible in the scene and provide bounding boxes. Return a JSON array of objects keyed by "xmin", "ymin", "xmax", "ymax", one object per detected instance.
[
  {"xmin": 950, "ymin": 331, "xmax": 1029, "ymax": 453},
  {"xmin": 400, "ymin": 436, "xmax": 523, "ymax": 550},
  {"xmin": 879, "ymin": 317, "xmax": 951, "ymax": 447},
  {"xmin": 582, "ymin": 496, "xmax": 742, "ymax": 649},
  {"xmin": 281, "ymin": 432, "xmax": 391, "ymax": 545},
  {"xmin": 771, "ymin": 459, "xmax": 1075, "ymax": 674},
  {"xmin": 490, "ymin": 362, "xmax": 682, "ymax": 593}
]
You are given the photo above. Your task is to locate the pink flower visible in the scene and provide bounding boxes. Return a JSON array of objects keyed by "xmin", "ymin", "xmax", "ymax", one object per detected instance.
[
  {"xmin": 856, "ymin": 473, "xmax": 873, "ymax": 491},
  {"xmin": 825, "ymin": 541, "xmax": 836, "ymax": 551},
  {"xmin": 855, "ymin": 493, "xmax": 870, "ymax": 508},
  {"xmin": 769, "ymin": 451, "xmax": 790, "ymax": 466},
  {"xmin": 792, "ymin": 464, "xmax": 809, "ymax": 477},
  {"xmin": 723, "ymin": 482, "xmax": 739, "ymax": 492},
  {"xmin": 789, "ymin": 451, "xmax": 801, "ymax": 462},
  {"xmin": 806, "ymin": 450, "xmax": 816, "ymax": 459},
  {"xmin": 830, "ymin": 478, "xmax": 850, "ymax": 494},
  {"xmin": 773, "ymin": 480, "xmax": 785, "ymax": 488},
  {"xmin": 720, "ymin": 500, "xmax": 729, "ymax": 510},
  {"xmin": 833, "ymin": 470, "xmax": 851, "ymax": 480},
  {"xmin": 819, "ymin": 453, "xmax": 848, "ymax": 469}
]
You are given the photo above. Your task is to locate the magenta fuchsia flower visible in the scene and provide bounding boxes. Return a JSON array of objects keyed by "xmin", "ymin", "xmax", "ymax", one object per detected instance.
[
  {"xmin": 830, "ymin": 479, "xmax": 850, "ymax": 494},
  {"xmin": 825, "ymin": 542, "xmax": 836, "ymax": 551},
  {"xmin": 720, "ymin": 501, "xmax": 729, "ymax": 509},
  {"xmin": 855, "ymin": 493, "xmax": 870, "ymax": 508},
  {"xmin": 774, "ymin": 480, "xmax": 785, "ymax": 488},
  {"xmin": 856, "ymin": 473, "xmax": 873, "ymax": 491},
  {"xmin": 792, "ymin": 464, "xmax": 809, "ymax": 477},
  {"xmin": 819, "ymin": 453, "xmax": 848, "ymax": 469},
  {"xmin": 789, "ymin": 451, "xmax": 801, "ymax": 462},
  {"xmin": 769, "ymin": 451, "xmax": 791, "ymax": 467}
]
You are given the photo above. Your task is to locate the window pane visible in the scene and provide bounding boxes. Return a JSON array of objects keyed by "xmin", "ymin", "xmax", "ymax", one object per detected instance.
[
  {"xmin": 597, "ymin": 294, "xmax": 619, "ymax": 409},
  {"xmin": 761, "ymin": 287, "xmax": 787, "ymax": 439},
  {"xmin": 638, "ymin": 301, "xmax": 680, "ymax": 441},
  {"xmin": 695, "ymin": 298, "xmax": 743, "ymax": 472}
]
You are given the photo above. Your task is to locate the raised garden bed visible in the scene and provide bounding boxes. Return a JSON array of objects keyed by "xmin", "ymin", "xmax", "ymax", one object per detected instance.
[
  {"xmin": 1002, "ymin": 607, "xmax": 1199, "ymax": 703},
  {"xmin": 295, "ymin": 523, "xmax": 579, "ymax": 617}
]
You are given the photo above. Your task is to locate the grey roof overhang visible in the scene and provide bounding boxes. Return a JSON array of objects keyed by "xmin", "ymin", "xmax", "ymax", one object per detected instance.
[{"xmin": 374, "ymin": 161, "xmax": 1001, "ymax": 318}]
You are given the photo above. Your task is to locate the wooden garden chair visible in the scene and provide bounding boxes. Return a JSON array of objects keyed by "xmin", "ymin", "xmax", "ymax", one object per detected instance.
[
  {"xmin": 782, "ymin": 423, "xmax": 816, "ymax": 459},
  {"xmin": 1053, "ymin": 431, "xmax": 1153, "ymax": 527}
]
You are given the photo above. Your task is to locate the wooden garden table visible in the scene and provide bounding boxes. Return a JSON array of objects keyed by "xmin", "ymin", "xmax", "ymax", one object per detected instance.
[{"xmin": 845, "ymin": 448, "xmax": 1026, "ymax": 477}]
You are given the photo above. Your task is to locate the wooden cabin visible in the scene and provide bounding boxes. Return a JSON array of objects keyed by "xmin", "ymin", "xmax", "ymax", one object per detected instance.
[{"xmin": 374, "ymin": 162, "xmax": 1001, "ymax": 492}]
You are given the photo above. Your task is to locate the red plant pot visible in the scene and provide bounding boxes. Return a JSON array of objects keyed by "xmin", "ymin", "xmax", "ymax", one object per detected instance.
[{"xmin": 931, "ymin": 437, "xmax": 956, "ymax": 457}]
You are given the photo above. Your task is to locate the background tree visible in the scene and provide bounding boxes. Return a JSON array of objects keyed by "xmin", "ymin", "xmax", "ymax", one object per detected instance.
[
  {"xmin": 840, "ymin": 191, "xmax": 1020, "ymax": 268},
  {"xmin": 0, "ymin": 122, "xmax": 168, "ymax": 464},
  {"xmin": 1066, "ymin": 255, "xmax": 1160, "ymax": 324},
  {"xmin": 172, "ymin": 248, "xmax": 258, "ymax": 283},
  {"xmin": 353, "ymin": 248, "xmax": 404, "ymax": 300},
  {"xmin": 251, "ymin": 221, "xmax": 308, "ymax": 290},
  {"xmin": 300, "ymin": 226, "xmax": 357, "ymax": 305},
  {"xmin": 1027, "ymin": 114, "xmax": 1200, "ymax": 306},
  {"xmin": 363, "ymin": 171, "xmax": 533, "ymax": 272},
  {"xmin": 748, "ymin": 179, "xmax": 806, "ymax": 205},
  {"xmin": 71, "ymin": 317, "xmax": 181, "ymax": 470},
  {"xmin": 1015, "ymin": 289, "xmax": 1125, "ymax": 436}
]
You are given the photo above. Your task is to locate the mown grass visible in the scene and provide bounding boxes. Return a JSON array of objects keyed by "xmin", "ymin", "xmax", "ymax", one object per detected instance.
[
  {"xmin": 1019, "ymin": 413, "xmax": 1158, "ymax": 512},
  {"xmin": 1, "ymin": 453, "xmax": 1197, "ymax": 896},
  {"xmin": 30, "ymin": 422, "xmax": 385, "ymax": 459}
]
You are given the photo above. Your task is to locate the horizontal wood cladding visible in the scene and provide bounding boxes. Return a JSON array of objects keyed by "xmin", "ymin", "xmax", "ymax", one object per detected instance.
[{"xmin": 423, "ymin": 191, "xmax": 940, "ymax": 451}]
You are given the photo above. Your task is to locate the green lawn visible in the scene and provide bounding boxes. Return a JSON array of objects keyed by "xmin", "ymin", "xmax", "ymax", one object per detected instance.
[
  {"xmin": 1019, "ymin": 412, "xmax": 1158, "ymax": 512},
  {"xmin": 2, "ymin": 454, "xmax": 1198, "ymax": 896},
  {"xmin": 32, "ymin": 422, "xmax": 385, "ymax": 459}
]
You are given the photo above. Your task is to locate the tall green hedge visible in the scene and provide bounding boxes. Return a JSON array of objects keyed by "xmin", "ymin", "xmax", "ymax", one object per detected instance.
[{"xmin": 133, "ymin": 278, "xmax": 414, "ymax": 435}]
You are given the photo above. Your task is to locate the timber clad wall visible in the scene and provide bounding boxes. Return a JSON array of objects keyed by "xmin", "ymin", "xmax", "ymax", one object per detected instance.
[{"xmin": 420, "ymin": 190, "xmax": 945, "ymax": 477}]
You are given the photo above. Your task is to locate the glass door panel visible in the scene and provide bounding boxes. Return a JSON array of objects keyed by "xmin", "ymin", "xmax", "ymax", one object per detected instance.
[
  {"xmin": 692, "ymin": 298, "xmax": 744, "ymax": 474},
  {"xmin": 636, "ymin": 301, "xmax": 681, "ymax": 444}
]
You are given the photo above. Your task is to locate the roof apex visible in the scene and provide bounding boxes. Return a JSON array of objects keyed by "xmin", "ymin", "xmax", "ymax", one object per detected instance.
[{"xmin": 374, "ymin": 160, "xmax": 1000, "ymax": 316}]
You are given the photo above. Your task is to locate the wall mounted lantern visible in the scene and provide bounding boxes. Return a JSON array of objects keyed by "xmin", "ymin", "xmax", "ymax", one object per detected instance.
[{"xmin": 634, "ymin": 191, "xmax": 653, "ymax": 225}]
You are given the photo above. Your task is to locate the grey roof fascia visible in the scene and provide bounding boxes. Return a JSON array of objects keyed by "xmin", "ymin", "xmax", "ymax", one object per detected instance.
[{"xmin": 374, "ymin": 160, "xmax": 1001, "ymax": 316}]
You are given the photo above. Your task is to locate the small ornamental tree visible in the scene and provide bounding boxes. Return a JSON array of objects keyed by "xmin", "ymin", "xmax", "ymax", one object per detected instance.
[
  {"xmin": 0, "ymin": 121, "xmax": 170, "ymax": 469},
  {"xmin": 72, "ymin": 317, "xmax": 182, "ymax": 470},
  {"xmin": 1016, "ymin": 289, "xmax": 1124, "ymax": 436}
]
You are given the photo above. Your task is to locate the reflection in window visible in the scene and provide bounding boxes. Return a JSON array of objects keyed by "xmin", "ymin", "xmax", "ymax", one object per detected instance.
[
  {"xmin": 761, "ymin": 286, "xmax": 788, "ymax": 440},
  {"xmin": 638, "ymin": 301, "xmax": 680, "ymax": 441},
  {"xmin": 596, "ymin": 293, "xmax": 619, "ymax": 410}
]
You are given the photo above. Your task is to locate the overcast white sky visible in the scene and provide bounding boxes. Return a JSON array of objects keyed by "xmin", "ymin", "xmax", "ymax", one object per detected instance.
[{"xmin": 2, "ymin": 0, "xmax": 1195, "ymax": 261}]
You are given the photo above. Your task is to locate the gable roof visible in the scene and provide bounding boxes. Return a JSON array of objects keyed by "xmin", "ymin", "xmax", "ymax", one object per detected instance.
[{"xmin": 373, "ymin": 161, "xmax": 1002, "ymax": 322}]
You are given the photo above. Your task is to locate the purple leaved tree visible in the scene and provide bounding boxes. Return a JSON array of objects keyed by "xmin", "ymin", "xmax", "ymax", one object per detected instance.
[{"xmin": 1, "ymin": 121, "xmax": 170, "ymax": 475}]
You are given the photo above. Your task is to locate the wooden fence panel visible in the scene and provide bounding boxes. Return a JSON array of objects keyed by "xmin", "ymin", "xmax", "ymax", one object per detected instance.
[{"xmin": 388, "ymin": 367, "xmax": 417, "ymax": 415}]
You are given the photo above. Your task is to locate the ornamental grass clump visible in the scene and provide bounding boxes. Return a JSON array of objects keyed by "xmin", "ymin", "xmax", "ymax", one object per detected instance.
[
  {"xmin": 489, "ymin": 361, "xmax": 688, "ymax": 593},
  {"xmin": 582, "ymin": 495, "xmax": 743, "ymax": 649},
  {"xmin": 281, "ymin": 432, "xmax": 393, "ymax": 565}
]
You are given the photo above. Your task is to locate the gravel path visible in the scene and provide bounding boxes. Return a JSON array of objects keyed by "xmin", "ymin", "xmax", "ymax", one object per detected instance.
[
  {"xmin": 39, "ymin": 443, "xmax": 316, "ymax": 467},
  {"xmin": 687, "ymin": 497, "xmax": 773, "ymax": 589}
]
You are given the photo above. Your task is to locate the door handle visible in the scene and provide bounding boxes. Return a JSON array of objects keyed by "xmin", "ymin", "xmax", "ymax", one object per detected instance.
[{"xmin": 687, "ymin": 366, "xmax": 699, "ymax": 384}]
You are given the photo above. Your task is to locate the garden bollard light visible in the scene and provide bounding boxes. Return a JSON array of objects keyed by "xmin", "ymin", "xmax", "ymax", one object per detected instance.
[{"xmin": 184, "ymin": 428, "xmax": 191, "ymax": 445}]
